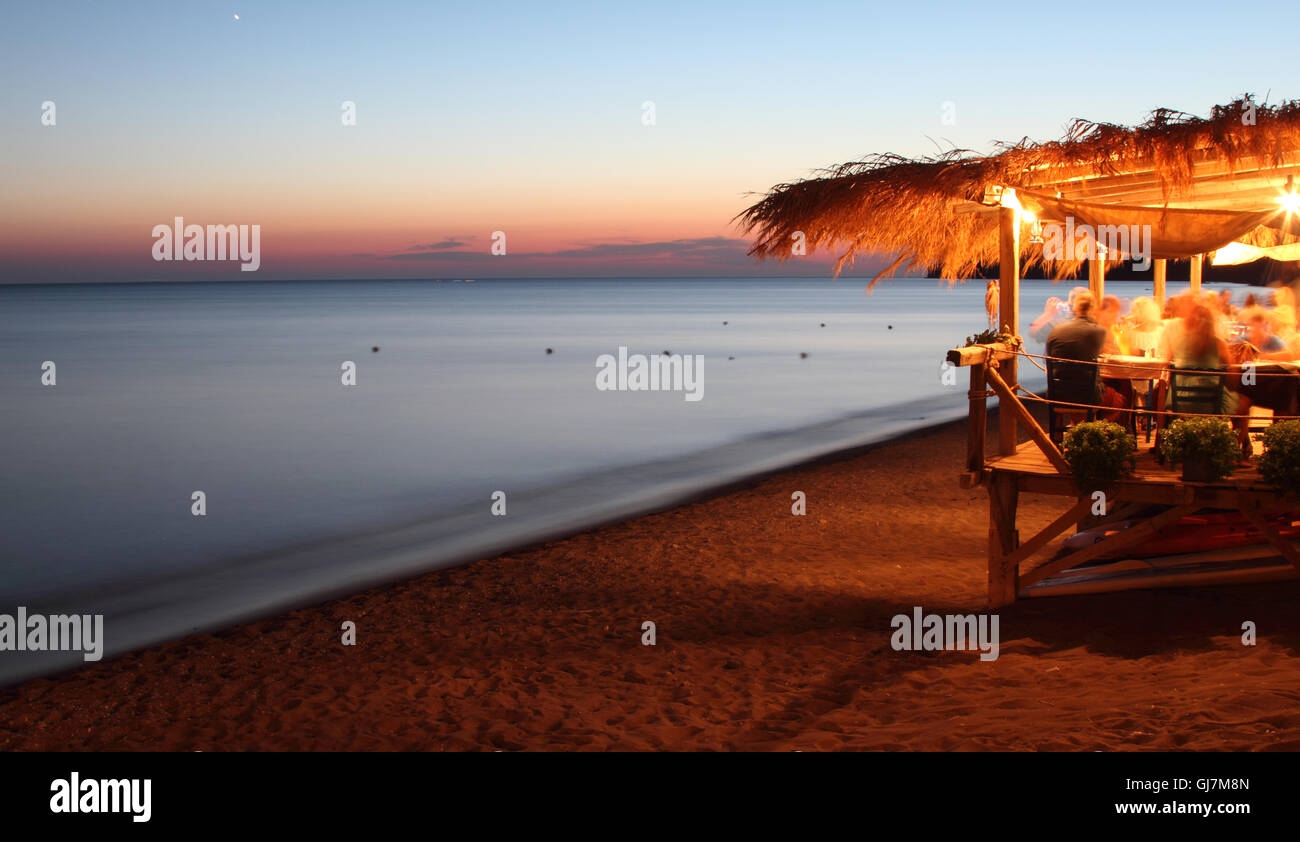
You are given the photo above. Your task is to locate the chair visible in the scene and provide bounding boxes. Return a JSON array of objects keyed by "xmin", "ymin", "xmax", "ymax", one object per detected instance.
[
  {"xmin": 1047, "ymin": 357, "xmax": 1098, "ymax": 443},
  {"xmin": 1168, "ymin": 366, "xmax": 1227, "ymax": 417}
]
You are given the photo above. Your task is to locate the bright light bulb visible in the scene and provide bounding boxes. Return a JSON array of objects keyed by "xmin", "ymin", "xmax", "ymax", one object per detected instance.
[{"xmin": 1280, "ymin": 191, "xmax": 1300, "ymax": 213}]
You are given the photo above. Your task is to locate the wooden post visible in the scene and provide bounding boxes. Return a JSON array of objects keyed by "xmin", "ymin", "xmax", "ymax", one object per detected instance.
[
  {"xmin": 988, "ymin": 472, "xmax": 1019, "ymax": 608},
  {"xmin": 967, "ymin": 362, "xmax": 987, "ymax": 472},
  {"xmin": 1190, "ymin": 254, "xmax": 1203, "ymax": 295},
  {"xmin": 1088, "ymin": 257, "xmax": 1105, "ymax": 301},
  {"xmin": 1153, "ymin": 259, "xmax": 1166, "ymax": 308},
  {"xmin": 998, "ymin": 207, "xmax": 1020, "ymax": 456}
]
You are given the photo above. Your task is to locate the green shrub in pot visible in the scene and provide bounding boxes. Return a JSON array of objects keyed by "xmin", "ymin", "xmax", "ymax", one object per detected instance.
[
  {"xmin": 1159, "ymin": 417, "xmax": 1238, "ymax": 483},
  {"xmin": 1258, "ymin": 420, "xmax": 1300, "ymax": 495},
  {"xmin": 1061, "ymin": 420, "xmax": 1137, "ymax": 494}
]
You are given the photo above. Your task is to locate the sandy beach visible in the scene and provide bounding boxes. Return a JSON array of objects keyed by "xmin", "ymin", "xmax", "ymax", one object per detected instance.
[{"xmin": 3, "ymin": 415, "xmax": 1299, "ymax": 751}]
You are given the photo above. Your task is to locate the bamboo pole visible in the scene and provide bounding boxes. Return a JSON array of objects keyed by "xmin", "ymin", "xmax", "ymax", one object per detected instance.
[
  {"xmin": 1153, "ymin": 259, "xmax": 1166, "ymax": 308},
  {"xmin": 998, "ymin": 207, "xmax": 1019, "ymax": 456},
  {"xmin": 1190, "ymin": 254, "xmax": 1203, "ymax": 295}
]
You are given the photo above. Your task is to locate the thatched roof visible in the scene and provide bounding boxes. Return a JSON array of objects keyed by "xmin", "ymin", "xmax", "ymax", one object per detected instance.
[{"xmin": 738, "ymin": 97, "xmax": 1300, "ymax": 283}]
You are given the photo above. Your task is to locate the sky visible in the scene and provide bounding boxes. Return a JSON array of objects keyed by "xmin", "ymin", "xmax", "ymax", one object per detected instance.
[{"xmin": 2, "ymin": 0, "xmax": 1298, "ymax": 282}]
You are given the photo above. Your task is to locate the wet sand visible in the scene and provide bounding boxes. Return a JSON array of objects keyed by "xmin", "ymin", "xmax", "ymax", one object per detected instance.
[{"xmin": 3, "ymin": 417, "xmax": 1299, "ymax": 751}]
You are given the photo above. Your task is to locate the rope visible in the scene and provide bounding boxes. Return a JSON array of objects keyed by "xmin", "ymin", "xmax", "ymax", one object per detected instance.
[
  {"xmin": 964, "ymin": 342, "xmax": 1300, "ymax": 378},
  {"xmin": 1014, "ymin": 347, "xmax": 1300, "ymax": 379},
  {"xmin": 1011, "ymin": 387, "xmax": 1300, "ymax": 422}
]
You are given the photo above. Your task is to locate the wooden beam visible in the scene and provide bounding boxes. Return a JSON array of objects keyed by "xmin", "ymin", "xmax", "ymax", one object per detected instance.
[
  {"xmin": 985, "ymin": 366, "xmax": 1070, "ymax": 474},
  {"xmin": 1153, "ymin": 259, "xmax": 1166, "ymax": 308},
  {"xmin": 946, "ymin": 343, "xmax": 1016, "ymax": 367},
  {"xmin": 967, "ymin": 362, "xmax": 987, "ymax": 472},
  {"xmin": 1022, "ymin": 563, "xmax": 1299, "ymax": 598},
  {"xmin": 1189, "ymin": 254, "xmax": 1203, "ymax": 295},
  {"xmin": 998, "ymin": 206, "xmax": 1020, "ymax": 456},
  {"xmin": 1239, "ymin": 505, "xmax": 1300, "ymax": 574},
  {"xmin": 1089, "ymin": 256, "xmax": 1105, "ymax": 301},
  {"xmin": 988, "ymin": 471, "xmax": 1019, "ymax": 608},
  {"xmin": 1001, "ymin": 496, "xmax": 1095, "ymax": 569},
  {"xmin": 1019, "ymin": 504, "xmax": 1198, "ymax": 589}
]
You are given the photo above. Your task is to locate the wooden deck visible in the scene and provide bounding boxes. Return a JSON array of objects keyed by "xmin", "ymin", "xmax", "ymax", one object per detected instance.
[
  {"xmin": 990, "ymin": 438, "xmax": 1266, "ymax": 486},
  {"xmin": 944, "ymin": 345, "xmax": 1300, "ymax": 606},
  {"xmin": 979, "ymin": 439, "xmax": 1300, "ymax": 604}
]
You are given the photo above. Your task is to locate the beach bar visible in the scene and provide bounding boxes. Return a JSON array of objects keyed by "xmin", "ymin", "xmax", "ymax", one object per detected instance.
[{"xmin": 741, "ymin": 98, "xmax": 1300, "ymax": 606}]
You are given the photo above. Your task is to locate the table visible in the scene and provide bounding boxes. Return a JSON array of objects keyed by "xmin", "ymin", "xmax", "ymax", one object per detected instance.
[{"xmin": 1098, "ymin": 354, "xmax": 1166, "ymax": 381}]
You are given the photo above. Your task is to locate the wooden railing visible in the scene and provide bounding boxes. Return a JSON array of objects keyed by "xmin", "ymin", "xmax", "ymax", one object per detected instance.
[{"xmin": 945, "ymin": 343, "xmax": 1068, "ymax": 485}]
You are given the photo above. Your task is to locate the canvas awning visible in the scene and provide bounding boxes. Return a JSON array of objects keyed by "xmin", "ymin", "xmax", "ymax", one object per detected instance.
[
  {"xmin": 1018, "ymin": 189, "xmax": 1293, "ymax": 261},
  {"xmin": 1212, "ymin": 241, "xmax": 1300, "ymax": 265}
]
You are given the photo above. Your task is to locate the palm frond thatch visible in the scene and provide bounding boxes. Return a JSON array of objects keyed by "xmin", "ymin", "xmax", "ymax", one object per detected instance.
[{"xmin": 737, "ymin": 97, "xmax": 1300, "ymax": 283}]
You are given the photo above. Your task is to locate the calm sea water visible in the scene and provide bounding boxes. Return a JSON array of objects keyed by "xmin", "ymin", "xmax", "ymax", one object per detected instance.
[{"xmin": 0, "ymin": 276, "xmax": 1192, "ymax": 681}]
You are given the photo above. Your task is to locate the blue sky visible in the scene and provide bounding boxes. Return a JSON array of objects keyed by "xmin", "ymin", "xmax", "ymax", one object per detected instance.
[{"xmin": 3, "ymin": 1, "xmax": 1296, "ymax": 280}]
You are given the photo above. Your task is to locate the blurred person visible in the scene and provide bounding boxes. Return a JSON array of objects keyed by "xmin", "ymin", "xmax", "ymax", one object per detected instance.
[
  {"xmin": 1097, "ymin": 295, "xmax": 1124, "ymax": 353},
  {"xmin": 1172, "ymin": 304, "xmax": 1236, "ymax": 418},
  {"xmin": 1029, "ymin": 285, "xmax": 1089, "ymax": 344},
  {"xmin": 1047, "ymin": 292, "xmax": 1127, "ymax": 422},
  {"xmin": 1125, "ymin": 297, "xmax": 1164, "ymax": 357}
]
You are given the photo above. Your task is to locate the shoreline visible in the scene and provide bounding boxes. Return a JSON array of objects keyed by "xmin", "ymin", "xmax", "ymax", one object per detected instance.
[
  {"xmin": 4, "ymin": 413, "xmax": 1300, "ymax": 750},
  {"xmin": 0, "ymin": 393, "xmax": 984, "ymax": 688}
]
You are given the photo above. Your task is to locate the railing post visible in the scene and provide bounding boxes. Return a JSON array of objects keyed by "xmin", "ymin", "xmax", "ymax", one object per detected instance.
[
  {"xmin": 998, "ymin": 207, "xmax": 1020, "ymax": 456},
  {"xmin": 967, "ymin": 361, "xmax": 987, "ymax": 472}
]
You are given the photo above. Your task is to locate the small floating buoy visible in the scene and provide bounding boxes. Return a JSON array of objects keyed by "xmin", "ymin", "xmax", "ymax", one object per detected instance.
[
  {"xmin": 887, "ymin": 325, "xmax": 893, "ymax": 330},
  {"xmin": 799, "ymin": 352, "xmax": 808, "ymax": 359},
  {"xmin": 728, "ymin": 356, "xmax": 735, "ymax": 360},
  {"xmin": 722, "ymin": 321, "xmax": 728, "ymax": 325},
  {"xmin": 662, "ymin": 350, "xmax": 671, "ymax": 356},
  {"xmin": 371, "ymin": 346, "xmax": 379, "ymax": 353},
  {"xmin": 545, "ymin": 348, "xmax": 553, "ymax": 354}
]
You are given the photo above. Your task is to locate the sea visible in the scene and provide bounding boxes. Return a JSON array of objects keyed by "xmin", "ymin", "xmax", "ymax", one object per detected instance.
[{"xmin": 0, "ymin": 276, "xmax": 1207, "ymax": 682}]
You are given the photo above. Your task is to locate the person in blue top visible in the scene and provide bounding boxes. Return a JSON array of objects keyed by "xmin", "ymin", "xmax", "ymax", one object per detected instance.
[{"xmin": 1238, "ymin": 308, "xmax": 1289, "ymax": 357}]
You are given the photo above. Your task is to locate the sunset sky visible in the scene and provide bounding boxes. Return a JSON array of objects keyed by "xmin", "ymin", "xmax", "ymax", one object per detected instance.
[{"xmin": 3, "ymin": 0, "xmax": 1297, "ymax": 282}]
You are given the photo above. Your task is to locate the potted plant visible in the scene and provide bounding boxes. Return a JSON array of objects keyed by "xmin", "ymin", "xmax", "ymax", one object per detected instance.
[
  {"xmin": 1061, "ymin": 420, "xmax": 1137, "ymax": 494},
  {"xmin": 1257, "ymin": 420, "xmax": 1300, "ymax": 495},
  {"xmin": 961, "ymin": 325, "xmax": 1020, "ymax": 348},
  {"xmin": 1159, "ymin": 417, "xmax": 1238, "ymax": 483}
]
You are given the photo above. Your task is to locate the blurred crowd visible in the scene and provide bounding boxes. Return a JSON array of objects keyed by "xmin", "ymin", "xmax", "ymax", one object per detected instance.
[{"xmin": 1030, "ymin": 283, "xmax": 1300, "ymax": 364}]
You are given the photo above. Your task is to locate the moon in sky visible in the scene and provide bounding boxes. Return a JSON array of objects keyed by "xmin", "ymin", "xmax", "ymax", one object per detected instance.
[{"xmin": 233, "ymin": 13, "xmax": 239, "ymax": 20}]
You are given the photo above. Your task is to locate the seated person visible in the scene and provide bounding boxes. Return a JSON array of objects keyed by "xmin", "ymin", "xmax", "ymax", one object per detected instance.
[
  {"xmin": 1235, "ymin": 307, "xmax": 1289, "ymax": 358},
  {"xmin": 1029, "ymin": 286, "xmax": 1089, "ymax": 344},
  {"xmin": 1121, "ymin": 297, "xmax": 1164, "ymax": 400},
  {"xmin": 1046, "ymin": 292, "xmax": 1126, "ymax": 423},
  {"xmin": 1173, "ymin": 303, "xmax": 1252, "ymax": 456},
  {"xmin": 1098, "ymin": 295, "xmax": 1124, "ymax": 354}
]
